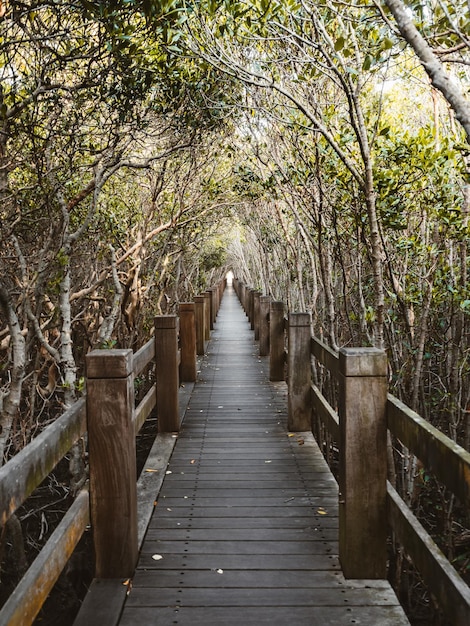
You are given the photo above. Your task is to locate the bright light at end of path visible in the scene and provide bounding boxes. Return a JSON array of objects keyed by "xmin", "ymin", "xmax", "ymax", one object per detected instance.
[{"xmin": 226, "ymin": 270, "xmax": 234, "ymax": 285}]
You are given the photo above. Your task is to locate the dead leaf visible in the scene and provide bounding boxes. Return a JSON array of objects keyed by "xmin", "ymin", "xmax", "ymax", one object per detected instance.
[
  {"xmin": 317, "ymin": 507, "xmax": 328, "ymax": 515},
  {"xmin": 297, "ymin": 438, "xmax": 305, "ymax": 445},
  {"xmin": 145, "ymin": 468, "xmax": 159, "ymax": 473},
  {"xmin": 190, "ymin": 459, "xmax": 196, "ymax": 464},
  {"xmin": 152, "ymin": 554, "xmax": 163, "ymax": 561}
]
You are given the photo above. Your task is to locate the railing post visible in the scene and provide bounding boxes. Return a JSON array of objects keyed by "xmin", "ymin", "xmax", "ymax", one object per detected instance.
[
  {"xmin": 205, "ymin": 289, "xmax": 214, "ymax": 330},
  {"xmin": 259, "ymin": 296, "xmax": 271, "ymax": 357},
  {"xmin": 287, "ymin": 313, "xmax": 312, "ymax": 431},
  {"xmin": 203, "ymin": 292, "xmax": 211, "ymax": 340},
  {"xmin": 194, "ymin": 296, "xmax": 206, "ymax": 356},
  {"xmin": 86, "ymin": 349, "xmax": 138, "ymax": 578},
  {"xmin": 338, "ymin": 347, "xmax": 388, "ymax": 578},
  {"xmin": 179, "ymin": 303, "xmax": 197, "ymax": 382},
  {"xmin": 253, "ymin": 291, "xmax": 261, "ymax": 340},
  {"xmin": 269, "ymin": 301, "xmax": 285, "ymax": 382},
  {"xmin": 155, "ymin": 315, "xmax": 180, "ymax": 433},
  {"xmin": 249, "ymin": 289, "xmax": 255, "ymax": 330},
  {"xmin": 210, "ymin": 287, "xmax": 218, "ymax": 326}
]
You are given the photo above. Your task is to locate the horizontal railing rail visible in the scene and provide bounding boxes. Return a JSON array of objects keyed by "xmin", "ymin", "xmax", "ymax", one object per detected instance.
[
  {"xmin": 0, "ymin": 278, "xmax": 227, "ymax": 626},
  {"xmin": 233, "ymin": 277, "xmax": 470, "ymax": 626}
]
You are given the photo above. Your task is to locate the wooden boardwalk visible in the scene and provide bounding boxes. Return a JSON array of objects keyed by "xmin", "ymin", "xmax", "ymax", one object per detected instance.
[{"xmin": 118, "ymin": 285, "xmax": 409, "ymax": 625}]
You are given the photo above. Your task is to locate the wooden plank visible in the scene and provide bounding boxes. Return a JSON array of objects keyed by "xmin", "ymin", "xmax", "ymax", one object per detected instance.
[
  {"xmin": 387, "ymin": 394, "xmax": 470, "ymax": 505},
  {"xmin": 0, "ymin": 397, "xmax": 86, "ymax": 525},
  {"xmin": 387, "ymin": 482, "xmax": 470, "ymax": 626},
  {"xmin": 311, "ymin": 336, "xmax": 339, "ymax": 376},
  {"xmin": 119, "ymin": 606, "xmax": 409, "ymax": 626},
  {"xmin": 137, "ymin": 553, "xmax": 341, "ymax": 570},
  {"xmin": 144, "ymin": 528, "xmax": 339, "ymax": 541},
  {"xmin": 0, "ymin": 489, "xmax": 89, "ymax": 626},
  {"xmin": 133, "ymin": 338, "xmax": 155, "ymax": 377},
  {"xmin": 73, "ymin": 579, "xmax": 128, "ymax": 626},
  {"xmin": 311, "ymin": 383, "xmax": 340, "ymax": 442},
  {"xmin": 136, "ymin": 432, "xmax": 178, "ymax": 547},
  {"xmin": 134, "ymin": 384, "xmax": 156, "ymax": 434},
  {"xmin": 126, "ymin": 586, "xmax": 402, "ymax": 607},
  {"xmin": 131, "ymin": 568, "xmax": 348, "ymax": 588}
]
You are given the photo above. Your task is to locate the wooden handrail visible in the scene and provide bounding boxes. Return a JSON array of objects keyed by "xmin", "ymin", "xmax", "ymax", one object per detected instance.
[
  {"xmin": 0, "ymin": 397, "xmax": 86, "ymax": 525},
  {"xmin": 387, "ymin": 394, "xmax": 470, "ymax": 505}
]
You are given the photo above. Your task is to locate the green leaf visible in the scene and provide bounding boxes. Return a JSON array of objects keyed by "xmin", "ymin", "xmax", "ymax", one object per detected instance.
[{"xmin": 334, "ymin": 36, "xmax": 345, "ymax": 51}]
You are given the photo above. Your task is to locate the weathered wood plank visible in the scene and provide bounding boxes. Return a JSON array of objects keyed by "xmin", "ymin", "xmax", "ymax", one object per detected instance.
[
  {"xmin": 311, "ymin": 383, "xmax": 340, "ymax": 442},
  {"xmin": 311, "ymin": 336, "xmax": 339, "ymax": 376},
  {"xmin": 0, "ymin": 489, "xmax": 89, "ymax": 626},
  {"xmin": 134, "ymin": 384, "xmax": 157, "ymax": 434},
  {"xmin": 133, "ymin": 338, "xmax": 155, "ymax": 376},
  {"xmin": 119, "ymin": 606, "xmax": 409, "ymax": 626},
  {"xmin": 387, "ymin": 394, "xmax": 470, "ymax": 505},
  {"xmin": 73, "ymin": 579, "xmax": 128, "ymax": 626},
  {"xmin": 0, "ymin": 397, "xmax": 86, "ymax": 525},
  {"xmin": 387, "ymin": 482, "xmax": 470, "ymax": 626}
]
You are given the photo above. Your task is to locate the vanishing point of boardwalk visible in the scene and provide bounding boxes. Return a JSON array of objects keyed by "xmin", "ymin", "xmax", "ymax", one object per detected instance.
[{"xmin": 118, "ymin": 285, "xmax": 409, "ymax": 625}]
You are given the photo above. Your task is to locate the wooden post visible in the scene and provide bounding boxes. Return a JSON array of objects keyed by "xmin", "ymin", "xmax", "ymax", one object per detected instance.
[
  {"xmin": 269, "ymin": 301, "xmax": 285, "ymax": 381},
  {"xmin": 203, "ymin": 292, "xmax": 211, "ymax": 340},
  {"xmin": 338, "ymin": 347, "xmax": 388, "ymax": 579},
  {"xmin": 210, "ymin": 288, "xmax": 218, "ymax": 326},
  {"xmin": 179, "ymin": 303, "xmax": 197, "ymax": 382},
  {"xmin": 204, "ymin": 290, "xmax": 214, "ymax": 330},
  {"xmin": 253, "ymin": 291, "xmax": 261, "ymax": 340},
  {"xmin": 248, "ymin": 289, "xmax": 255, "ymax": 330},
  {"xmin": 287, "ymin": 313, "xmax": 312, "ymax": 432},
  {"xmin": 155, "ymin": 315, "xmax": 180, "ymax": 433},
  {"xmin": 86, "ymin": 349, "xmax": 138, "ymax": 578},
  {"xmin": 259, "ymin": 296, "xmax": 271, "ymax": 356},
  {"xmin": 238, "ymin": 282, "xmax": 243, "ymax": 306},
  {"xmin": 194, "ymin": 296, "xmax": 206, "ymax": 356}
]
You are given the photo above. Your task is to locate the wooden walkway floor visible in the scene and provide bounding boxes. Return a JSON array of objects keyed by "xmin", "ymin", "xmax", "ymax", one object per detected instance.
[{"xmin": 118, "ymin": 285, "xmax": 409, "ymax": 625}]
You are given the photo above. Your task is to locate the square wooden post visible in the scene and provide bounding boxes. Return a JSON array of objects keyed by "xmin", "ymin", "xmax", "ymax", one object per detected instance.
[
  {"xmin": 86, "ymin": 349, "xmax": 138, "ymax": 578},
  {"xmin": 253, "ymin": 291, "xmax": 261, "ymax": 340},
  {"xmin": 155, "ymin": 315, "xmax": 180, "ymax": 433},
  {"xmin": 203, "ymin": 292, "xmax": 211, "ymax": 340},
  {"xmin": 259, "ymin": 296, "xmax": 271, "ymax": 356},
  {"xmin": 338, "ymin": 347, "xmax": 388, "ymax": 578},
  {"xmin": 287, "ymin": 313, "xmax": 312, "ymax": 431},
  {"xmin": 179, "ymin": 303, "xmax": 197, "ymax": 382},
  {"xmin": 194, "ymin": 296, "xmax": 206, "ymax": 356},
  {"xmin": 269, "ymin": 301, "xmax": 285, "ymax": 382},
  {"xmin": 249, "ymin": 289, "xmax": 255, "ymax": 330},
  {"xmin": 204, "ymin": 290, "xmax": 214, "ymax": 330},
  {"xmin": 240, "ymin": 283, "xmax": 246, "ymax": 312},
  {"xmin": 210, "ymin": 288, "xmax": 218, "ymax": 326}
]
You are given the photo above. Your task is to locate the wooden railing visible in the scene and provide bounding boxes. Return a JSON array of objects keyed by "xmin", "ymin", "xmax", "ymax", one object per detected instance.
[
  {"xmin": 233, "ymin": 278, "xmax": 470, "ymax": 626},
  {"xmin": 0, "ymin": 279, "xmax": 226, "ymax": 625}
]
